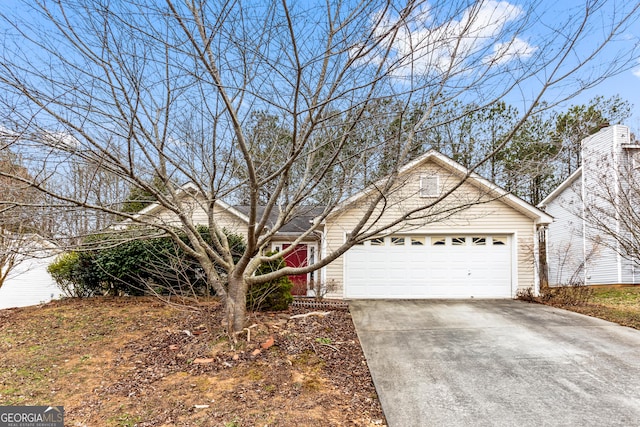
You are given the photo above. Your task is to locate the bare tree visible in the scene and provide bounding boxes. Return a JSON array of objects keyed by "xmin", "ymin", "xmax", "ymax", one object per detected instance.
[
  {"xmin": 0, "ymin": 146, "xmax": 44, "ymax": 288},
  {"xmin": 583, "ymin": 155, "xmax": 640, "ymax": 268},
  {"xmin": 0, "ymin": 0, "xmax": 638, "ymax": 332}
]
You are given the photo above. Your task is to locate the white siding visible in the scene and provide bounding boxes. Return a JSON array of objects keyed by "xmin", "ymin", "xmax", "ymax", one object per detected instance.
[
  {"xmin": 141, "ymin": 196, "xmax": 249, "ymax": 240},
  {"xmin": 544, "ymin": 176, "xmax": 585, "ymax": 285},
  {"xmin": 0, "ymin": 253, "xmax": 63, "ymax": 309},
  {"xmin": 545, "ymin": 125, "xmax": 640, "ymax": 286},
  {"xmin": 323, "ymin": 159, "xmax": 539, "ymax": 298},
  {"xmin": 580, "ymin": 125, "xmax": 638, "ymax": 284}
]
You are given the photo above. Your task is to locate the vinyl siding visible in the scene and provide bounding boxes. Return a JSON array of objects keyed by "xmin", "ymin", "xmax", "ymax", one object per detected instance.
[
  {"xmin": 580, "ymin": 125, "xmax": 636, "ymax": 284},
  {"xmin": 0, "ymin": 252, "xmax": 62, "ymax": 309},
  {"xmin": 544, "ymin": 177, "xmax": 585, "ymax": 285},
  {"xmin": 323, "ymin": 160, "xmax": 538, "ymax": 298},
  {"xmin": 141, "ymin": 196, "xmax": 249, "ymax": 240}
]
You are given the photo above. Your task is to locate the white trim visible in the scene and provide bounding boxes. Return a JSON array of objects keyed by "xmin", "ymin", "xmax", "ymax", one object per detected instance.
[
  {"xmin": 342, "ymin": 231, "xmax": 348, "ymax": 299},
  {"xmin": 538, "ymin": 167, "xmax": 582, "ymax": 209},
  {"xmin": 324, "ymin": 150, "xmax": 552, "ymax": 225},
  {"xmin": 117, "ymin": 182, "xmax": 250, "ymax": 227},
  {"xmin": 271, "ymin": 241, "xmax": 319, "ymax": 296},
  {"xmin": 511, "ymin": 232, "xmax": 518, "ymax": 297},
  {"xmin": 532, "ymin": 224, "xmax": 538, "ymax": 293},
  {"xmin": 581, "ymin": 159, "xmax": 589, "ymax": 284}
]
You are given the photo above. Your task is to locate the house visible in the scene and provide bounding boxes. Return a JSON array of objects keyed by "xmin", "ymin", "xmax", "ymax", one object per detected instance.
[
  {"xmin": 124, "ymin": 150, "xmax": 552, "ymax": 299},
  {"xmin": 0, "ymin": 235, "xmax": 63, "ymax": 310},
  {"xmin": 539, "ymin": 125, "xmax": 640, "ymax": 286}
]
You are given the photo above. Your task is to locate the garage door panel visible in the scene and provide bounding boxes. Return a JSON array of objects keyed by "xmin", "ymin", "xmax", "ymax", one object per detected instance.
[{"xmin": 345, "ymin": 234, "xmax": 512, "ymax": 299}]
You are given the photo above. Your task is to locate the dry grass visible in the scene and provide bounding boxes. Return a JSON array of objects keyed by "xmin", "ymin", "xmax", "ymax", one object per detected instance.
[
  {"xmin": 525, "ymin": 285, "xmax": 640, "ymax": 330},
  {"xmin": 0, "ymin": 297, "xmax": 385, "ymax": 427}
]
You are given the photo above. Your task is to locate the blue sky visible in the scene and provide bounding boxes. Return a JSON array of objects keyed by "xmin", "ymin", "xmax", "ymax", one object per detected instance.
[
  {"xmin": 358, "ymin": 0, "xmax": 640, "ymax": 130},
  {"xmin": 1, "ymin": 0, "xmax": 638, "ymax": 131}
]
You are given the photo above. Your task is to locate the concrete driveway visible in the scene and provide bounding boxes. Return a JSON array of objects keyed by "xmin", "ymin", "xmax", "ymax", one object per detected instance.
[{"xmin": 350, "ymin": 300, "xmax": 640, "ymax": 427}]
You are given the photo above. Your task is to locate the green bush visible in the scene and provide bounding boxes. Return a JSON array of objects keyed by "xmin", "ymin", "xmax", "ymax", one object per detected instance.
[
  {"xmin": 48, "ymin": 227, "xmax": 245, "ymax": 298},
  {"xmin": 247, "ymin": 252, "xmax": 293, "ymax": 312},
  {"xmin": 47, "ymin": 252, "xmax": 99, "ymax": 297}
]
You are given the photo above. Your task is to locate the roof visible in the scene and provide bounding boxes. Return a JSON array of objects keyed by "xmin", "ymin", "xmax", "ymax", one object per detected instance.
[
  {"xmin": 325, "ymin": 149, "xmax": 553, "ymax": 225},
  {"xmin": 537, "ymin": 167, "xmax": 583, "ymax": 209},
  {"xmin": 233, "ymin": 205, "xmax": 324, "ymax": 235},
  {"xmin": 118, "ymin": 182, "xmax": 324, "ymax": 235}
]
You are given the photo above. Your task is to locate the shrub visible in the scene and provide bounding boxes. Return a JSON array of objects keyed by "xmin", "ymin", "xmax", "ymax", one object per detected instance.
[
  {"xmin": 517, "ymin": 283, "xmax": 594, "ymax": 306},
  {"xmin": 47, "ymin": 251, "xmax": 99, "ymax": 297},
  {"xmin": 48, "ymin": 227, "xmax": 245, "ymax": 298},
  {"xmin": 247, "ymin": 252, "xmax": 293, "ymax": 311}
]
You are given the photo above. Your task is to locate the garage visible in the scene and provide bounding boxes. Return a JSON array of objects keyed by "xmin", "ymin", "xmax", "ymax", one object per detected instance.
[{"xmin": 344, "ymin": 234, "xmax": 513, "ymax": 298}]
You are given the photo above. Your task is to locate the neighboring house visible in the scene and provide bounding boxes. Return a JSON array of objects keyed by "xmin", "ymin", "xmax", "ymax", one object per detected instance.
[
  {"xmin": 0, "ymin": 235, "xmax": 63, "ymax": 310},
  {"xmin": 124, "ymin": 150, "xmax": 552, "ymax": 299},
  {"xmin": 539, "ymin": 125, "xmax": 640, "ymax": 286}
]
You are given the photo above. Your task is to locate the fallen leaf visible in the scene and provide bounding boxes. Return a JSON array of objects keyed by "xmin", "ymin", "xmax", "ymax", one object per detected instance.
[
  {"xmin": 261, "ymin": 336, "xmax": 275, "ymax": 349},
  {"xmin": 193, "ymin": 358, "xmax": 214, "ymax": 364}
]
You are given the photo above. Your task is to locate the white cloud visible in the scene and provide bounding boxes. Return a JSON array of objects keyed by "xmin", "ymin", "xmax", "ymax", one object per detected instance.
[
  {"xmin": 484, "ymin": 37, "xmax": 537, "ymax": 65},
  {"xmin": 363, "ymin": 1, "xmax": 534, "ymax": 78},
  {"xmin": 42, "ymin": 131, "xmax": 80, "ymax": 150}
]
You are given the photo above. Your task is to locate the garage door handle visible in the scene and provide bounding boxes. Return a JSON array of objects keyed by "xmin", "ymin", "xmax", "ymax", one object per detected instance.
[{"xmin": 468, "ymin": 270, "xmax": 471, "ymax": 276}]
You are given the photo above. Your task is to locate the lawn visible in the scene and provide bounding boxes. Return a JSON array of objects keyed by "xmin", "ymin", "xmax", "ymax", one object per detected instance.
[
  {"xmin": 544, "ymin": 285, "xmax": 640, "ymax": 329},
  {"xmin": 0, "ymin": 297, "xmax": 385, "ymax": 426}
]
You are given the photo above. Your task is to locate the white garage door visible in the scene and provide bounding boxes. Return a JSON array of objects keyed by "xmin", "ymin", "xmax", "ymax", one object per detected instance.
[{"xmin": 344, "ymin": 235, "xmax": 512, "ymax": 298}]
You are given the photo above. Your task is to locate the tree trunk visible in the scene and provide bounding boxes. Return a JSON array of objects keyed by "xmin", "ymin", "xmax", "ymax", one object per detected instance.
[{"xmin": 225, "ymin": 273, "xmax": 248, "ymax": 334}]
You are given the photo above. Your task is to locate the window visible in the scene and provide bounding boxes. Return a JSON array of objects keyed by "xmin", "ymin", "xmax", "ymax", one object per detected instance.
[
  {"xmin": 411, "ymin": 237, "xmax": 425, "ymax": 246},
  {"xmin": 420, "ymin": 175, "xmax": 439, "ymax": 197},
  {"xmin": 492, "ymin": 236, "xmax": 507, "ymax": 246},
  {"xmin": 391, "ymin": 236, "xmax": 405, "ymax": 246},
  {"xmin": 472, "ymin": 237, "xmax": 486, "ymax": 246},
  {"xmin": 431, "ymin": 236, "xmax": 446, "ymax": 246},
  {"xmin": 369, "ymin": 237, "xmax": 385, "ymax": 246},
  {"xmin": 347, "ymin": 232, "xmax": 364, "ymax": 245},
  {"xmin": 451, "ymin": 237, "xmax": 466, "ymax": 246}
]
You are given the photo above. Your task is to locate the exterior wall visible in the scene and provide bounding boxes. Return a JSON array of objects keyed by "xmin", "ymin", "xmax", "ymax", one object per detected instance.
[
  {"xmin": 544, "ymin": 177, "xmax": 585, "ymax": 285},
  {"xmin": 322, "ymin": 160, "xmax": 539, "ymax": 298},
  {"xmin": 144, "ymin": 195, "xmax": 249, "ymax": 240},
  {"xmin": 581, "ymin": 125, "xmax": 634, "ymax": 284},
  {"xmin": 0, "ymin": 252, "xmax": 62, "ymax": 309}
]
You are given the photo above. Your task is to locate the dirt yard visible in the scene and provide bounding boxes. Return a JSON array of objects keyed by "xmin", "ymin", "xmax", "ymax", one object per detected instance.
[{"xmin": 0, "ymin": 297, "xmax": 386, "ymax": 426}]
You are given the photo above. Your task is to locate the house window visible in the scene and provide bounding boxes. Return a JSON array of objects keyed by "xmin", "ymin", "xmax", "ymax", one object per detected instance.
[
  {"xmin": 431, "ymin": 236, "xmax": 446, "ymax": 246},
  {"xmin": 347, "ymin": 232, "xmax": 364, "ymax": 245},
  {"xmin": 452, "ymin": 237, "xmax": 466, "ymax": 246},
  {"xmin": 369, "ymin": 237, "xmax": 385, "ymax": 246},
  {"xmin": 391, "ymin": 236, "xmax": 405, "ymax": 246},
  {"xmin": 420, "ymin": 175, "xmax": 439, "ymax": 197},
  {"xmin": 411, "ymin": 237, "xmax": 425, "ymax": 246},
  {"xmin": 472, "ymin": 237, "xmax": 486, "ymax": 246},
  {"xmin": 492, "ymin": 236, "xmax": 507, "ymax": 246}
]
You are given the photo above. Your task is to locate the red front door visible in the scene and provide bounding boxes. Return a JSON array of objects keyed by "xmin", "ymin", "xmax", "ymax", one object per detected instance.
[{"xmin": 283, "ymin": 244, "xmax": 308, "ymax": 296}]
